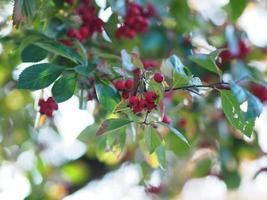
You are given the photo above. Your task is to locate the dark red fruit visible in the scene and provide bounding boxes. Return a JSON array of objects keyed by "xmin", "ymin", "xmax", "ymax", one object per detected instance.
[
  {"xmin": 38, "ymin": 97, "xmax": 58, "ymax": 117},
  {"xmin": 153, "ymin": 72, "xmax": 164, "ymax": 83},
  {"xmin": 125, "ymin": 79, "xmax": 134, "ymax": 90},
  {"xmin": 145, "ymin": 91, "xmax": 157, "ymax": 103},
  {"xmin": 122, "ymin": 91, "xmax": 130, "ymax": 99},
  {"xmin": 250, "ymin": 83, "xmax": 267, "ymax": 102},
  {"xmin": 162, "ymin": 115, "xmax": 170, "ymax": 124},
  {"xmin": 179, "ymin": 118, "xmax": 187, "ymax": 128},
  {"xmin": 114, "ymin": 80, "xmax": 125, "ymax": 91},
  {"xmin": 143, "ymin": 59, "xmax": 160, "ymax": 69},
  {"xmin": 128, "ymin": 96, "xmax": 139, "ymax": 106}
]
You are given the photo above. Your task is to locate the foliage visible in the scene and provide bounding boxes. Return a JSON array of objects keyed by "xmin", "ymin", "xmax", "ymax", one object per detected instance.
[{"xmin": 0, "ymin": 0, "xmax": 266, "ymax": 199}]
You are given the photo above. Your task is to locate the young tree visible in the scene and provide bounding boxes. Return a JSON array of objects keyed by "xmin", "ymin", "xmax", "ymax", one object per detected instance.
[{"xmin": 0, "ymin": 0, "xmax": 266, "ymax": 198}]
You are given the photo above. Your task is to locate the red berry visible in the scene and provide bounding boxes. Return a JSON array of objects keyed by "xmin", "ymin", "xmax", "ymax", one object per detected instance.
[
  {"xmin": 125, "ymin": 79, "xmax": 134, "ymax": 90},
  {"xmin": 128, "ymin": 96, "xmax": 139, "ymax": 106},
  {"xmin": 145, "ymin": 91, "xmax": 157, "ymax": 103},
  {"xmin": 153, "ymin": 72, "xmax": 164, "ymax": 83},
  {"xmin": 179, "ymin": 118, "xmax": 187, "ymax": 128},
  {"xmin": 122, "ymin": 91, "xmax": 130, "ymax": 99},
  {"xmin": 250, "ymin": 83, "xmax": 267, "ymax": 102},
  {"xmin": 162, "ymin": 115, "xmax": 171, "ymax": 124},
  {"xmin": 38, "ymin": 97, "xmax": 58, "ymax": 117},
  {"xmin": 146, "ymin": 102, "xmax": 156, "ymax": 111},
  {"xmin": 143, "ymin": 59, "xmax": 160, "ymax": 69},
  {"xmin": 60, "ymin": 39, "xmax": 73, "ymax": 47},
  {"xmin": 114, "ymin": 80, "xmax": 125, "ymax": 91}
]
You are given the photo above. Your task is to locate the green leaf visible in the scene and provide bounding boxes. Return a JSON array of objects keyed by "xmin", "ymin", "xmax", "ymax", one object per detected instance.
[
  {"xmin": 245, "ymin": 93, "xmax": 263, "ymax": 120},
  {"xmin": 163, "ymin": 55, "xmax": 189, "ymax": 87},
  {"xmin": 74, "ymin": 64, "xmax": 96, "ymax": 76},
  {"xmin": 97, "ymin": 118, "xmax": 132, "ymax": 136},
  {"xmin": 230, "ymin": 81, "xmax": 247, "ymax": 103},
  {"xmin": 35, "ymin": 38, "xmax": 85, "ymax": 65},
  {"xmin": 17, "ymin": 63, "xmax": 65, "ymax": 90},
  {"xmin": 155, "ymin": 145, "xmax": 167, "ymax": 170},
  {"xmin": 95, "ymin": 82, "xmax": 121, "ymax": 112},
  {"xmin": 52, "ymin": 72, "xmax": 77, "ymax": 103},
  {"xmin": 158, "ymin": 122, "xmax": 189, "ymax": 146},
  {"xmin": 73, "ymin": 40, "xmax": 88, "ymax": 66},
  {"xmin": 145, "ymin": 126, "xmax": 162, "ymax": 154},
  {"xmin": 189, "ymin": 50, "xmax": 222, "ymax": 75},
  {"xmin": 229, "ymin": 0, "xmax": 247, "ymax": 22},
  {"xmin": 21, "ymin": 44, "xmax": 48, "ymax": 62},
  {"xmin": 220, "ymin": 90, "xmax": 255, "ymax": 137},
  {"xmin": 108, "ymin": 0, "xmax": 126, "ymax": 16},
  {"xmin": 13, "ymin": 0, "xmax": 36, "ymax": 27},
  {"xmin": 121, "ymin": 49, "xmax": 134, "ymax": 70}
]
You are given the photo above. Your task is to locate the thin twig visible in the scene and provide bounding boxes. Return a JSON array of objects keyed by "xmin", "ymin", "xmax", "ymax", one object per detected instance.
[{"xmin": 165, "ymin": 82, "xmax": 230, "ymax": 92}]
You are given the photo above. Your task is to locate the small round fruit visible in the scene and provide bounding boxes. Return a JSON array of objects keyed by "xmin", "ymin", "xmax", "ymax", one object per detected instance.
[{"xmin": 153, "ymin": 72, "xmax": 164, "ymax": 83}]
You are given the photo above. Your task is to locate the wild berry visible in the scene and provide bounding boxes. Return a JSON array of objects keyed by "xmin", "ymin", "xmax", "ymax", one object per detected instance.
[
  {"xmin": 122, "ymin": 91, "xmax": 130, "ymax": 99},
  {"xmin": 162, "ymin": 115, "xmax": 171, "ymax": 124},
  {"xmin": 145, "ymin": 91, "xmax": 157, "ymax": 103},
  {"xmin": 154, "ymin": 72, "xmax": 164, "ymax": 83},
  {"xmin": 38, "ymin": 97, "xmax": 58, "ymax": 117},
  {"xmin": 128, "ymin": 96, "xmax": 139, "ymax": 106},
  {"xmin": 250, "ymin": 83, "xmax": 267, "ymax": 102},
  {"xmin": 125, "ymin": 79, "xmax": 134, "ymax": 90},
  {"xmin": 143, "ymin": 59, "xmax": 160, "ymax": 69},
  {"xmin": 114, "ymin": 80, "xmax": 125, "ymax": 91}
]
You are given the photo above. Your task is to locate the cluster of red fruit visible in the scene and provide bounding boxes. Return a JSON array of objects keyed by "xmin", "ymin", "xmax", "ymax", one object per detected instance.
[
  {"xmin": 250, "ymin": 83, "xmax": 267, "ymax": 103},
  {"xmin": 66, "ymin": 0, "xmax": 104, "ymax": 42},
  {"xmin": 115, "ymin": 2, "xmax": 156, "ymax": 39},
  {"xmin": 113, "ymin": 72, "xmax": 164, "ymax": 114},
  {"xmin": 142, "ymin": 59, "xmax": 160, "ymax": 69},
  {"xmin": 38, "ymin": 97, "xmax": 58, "ymax": 117},
  {"xmin": 219, "ymin": 40, "xmax": 251, "ymax": 63}
]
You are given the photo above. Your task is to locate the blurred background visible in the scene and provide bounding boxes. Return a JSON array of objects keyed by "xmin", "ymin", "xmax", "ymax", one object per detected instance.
[{"xmin": 1, "ymin": 0, "xmax": 267, "ymax": 199}]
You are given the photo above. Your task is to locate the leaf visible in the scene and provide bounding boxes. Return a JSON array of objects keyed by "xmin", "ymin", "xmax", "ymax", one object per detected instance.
[
  {"xmin": 245, "ymin": 93, "xmax": 263, "ymax": 120},
  {"xmin": 230, "ymin": 81, "xmax": 247, "ymax": 103},
  {"xmin": 74, "ymin": 64, "xmax": 96, "ymax": 76},
  {"xmin": 220, "ymin": 90, "xmax": 255, "ymax": 137},
  {"xmin": 73, "ymin": 40, "xmax": 88, "ymax": 66},
  {"xmin": 189, "ymin": 50, "xmax": 222, "ymax": 75},
  {"xmin": 21, "ymin": 44, "xmax": 48, "ymax": 62},
  {"xmin": 52, "ymin": 72, "xmax": 77, "ymax": 103},
  {"xmin": 13, "ymin": 0, "xmax": 36, "ymax": 27},
  {"xmin": 97, "ymin": 118, "xmax": 132, "ymax": 136},
  {"xmin": 121, "ymin": 49, "xmax": 134, "ymax": 71},
  {"xmin": 35, "ymin": 38, "xmax": 85, "ymax": 65},
  {"xmin": 163, "ymin": 55, "xmax": 189, "ymax": 87},
  {"xmin": 229, "ymin": 0, "xmax": 247, "ymax": 22},
  {"xmin": 95, "ymin": 82, "xmax": 121, "ymax": 112},
  {"xmin": 158, "ymin": 122, "xmax": 189, "ymax": 146},
  {"xmin": 145, "ymin": 126, "xmax": 162, "ymax": 154},
  {"xmin": 155, "ymin": 145, "xmax": 167, "ymax": 170},
  {"xmin": 107, "ymin": 0, "xmax": 126, "ymax": 16},
  {"xmin": 17, "ymin": 63, "xmax": 65, "ymax": 90}
]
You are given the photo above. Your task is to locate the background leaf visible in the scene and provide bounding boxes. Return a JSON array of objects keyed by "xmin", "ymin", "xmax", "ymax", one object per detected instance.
[
  {"xmin": 145, "ymin": 126, "xmax": 162, "ymax": 154},
  {"xmin": 97, "ymin": 118, "xmax": 132, "ymax": 136}
]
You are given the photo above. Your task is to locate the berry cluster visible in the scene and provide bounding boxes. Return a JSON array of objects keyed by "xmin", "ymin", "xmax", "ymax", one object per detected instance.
[
  {"xmin": 114, "ymin": 71, "xmax": 164, "ymax": 114},
  {"xmin": 38, "ymin": 97, "xmax": 58, "ymax": 117},
  {"xmin": 67, "ymin": 0, "xmax": 104, "ymax": 42},
  {"xmin": 219, "ymin": 40, "xmax": 251, "ymax": 63},
  {"xmin": 250, "ymin": 83, "xmax": 267, "ymax": 103},
  {"xmin": 115, "ymin": 2, "xmax": 155, "ymax": 39},
  {"xmin": 142, "ymin": 59, "xmax": 160, "ymax": 70}
]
